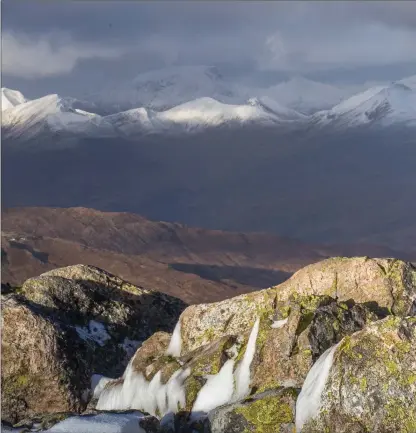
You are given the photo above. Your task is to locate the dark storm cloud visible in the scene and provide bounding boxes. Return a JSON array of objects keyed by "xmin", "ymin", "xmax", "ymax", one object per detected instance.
[{"xmin": 2, "ymin": 1, "xmax": 416, "ymax": 84}]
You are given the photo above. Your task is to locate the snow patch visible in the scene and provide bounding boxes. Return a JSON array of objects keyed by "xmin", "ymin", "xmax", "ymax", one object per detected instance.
[
  {"xmin": 120, "ymin": 338, "xmax": 142, "ymax": 359},
  {"xmin": 271, "ymin": 318, "xmax": 289, "ymax": 329},
  {"xmin": 75, "ymin": 320, "xmax": 111, "ymax": 346},
  {"xmin": 232, "ymin": 318, "xmax": 260, "ymax": 401},
  {"xmin": 166, "ymin": 320, "xmax": 182, "ymax": 357},
  {"xmin": 45, "ymin": 411, "xmax": 146, "ymax": 433},
  {"xmin": 295, "ymin": 343, "xmax": 339, "ymax": 432}
]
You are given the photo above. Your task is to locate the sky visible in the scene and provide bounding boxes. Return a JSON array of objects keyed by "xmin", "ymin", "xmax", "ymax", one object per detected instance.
[{"xmin": 2, "ymin": 1, "xmax": 416, "ymax": 99}]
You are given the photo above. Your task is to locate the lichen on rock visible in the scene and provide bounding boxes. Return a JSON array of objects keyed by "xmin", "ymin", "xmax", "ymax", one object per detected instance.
[{"xmin": 207, "ymin": 388, "xmax": 298, "ymax": 433}]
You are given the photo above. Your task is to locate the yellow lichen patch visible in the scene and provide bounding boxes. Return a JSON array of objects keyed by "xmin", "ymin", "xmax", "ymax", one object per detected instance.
[{"xmin": 235, "ymin": 390, "xmax": 297, "ymax": 433}]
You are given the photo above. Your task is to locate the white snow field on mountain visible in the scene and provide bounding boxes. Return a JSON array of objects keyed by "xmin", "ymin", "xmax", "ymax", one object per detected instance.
[
  {"xmin": 314, "ymin": 82, "xmax": 416, "ymax": 128},
  {"xmin": 1, "ymin": 70, "xmax": 415, "ymax": 143},
  {"xmin": 1, "ymin": 88, "xmax": 27, "ymax": 111}
]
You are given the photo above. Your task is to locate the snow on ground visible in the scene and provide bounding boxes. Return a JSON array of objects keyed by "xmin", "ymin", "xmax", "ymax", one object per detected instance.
[
  {"xmin": 75, "ymin": 320, "xmax": 111, "ymax": 347},
  {"xmin": 46, "ymin": 412, "xmax": 147, "ymax": 433},
  {"xmin": 120, "ymin": 338, "xmax": 142, "ymax": 359},
  {"xmin": 295, "ymin": 343, "xmax": 339, "ymax": 432}
]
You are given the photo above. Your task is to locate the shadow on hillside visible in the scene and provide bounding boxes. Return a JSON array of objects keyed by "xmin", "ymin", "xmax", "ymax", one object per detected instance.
[{"xmin": 169, "ymin": 263, "xmax": 292, "ymax": 288}]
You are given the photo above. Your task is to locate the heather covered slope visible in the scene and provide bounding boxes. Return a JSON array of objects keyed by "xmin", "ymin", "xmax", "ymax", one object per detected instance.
[{"xmin": 2, "ymin": 207, "xmax": 412, "ymax": 304}]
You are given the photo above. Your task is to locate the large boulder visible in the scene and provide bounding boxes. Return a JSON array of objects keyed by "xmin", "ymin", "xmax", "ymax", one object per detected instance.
[
  {"xmin": 250, "ymin": 295, "xmax": 384, "ymax": 393},
  {"xmin": 275, "ymin": 257, "xmax": 416, "ymax": 316},
  {"xmin": 1, "ymin": 265, "xmax": 186, "ymax": 424},
  {"xmin": 178, "ymin": 257, "xmax": 416, "ymax": 356},
  {"xmin": 298, "ymin": 316, "xmax": 416, "ymax": 433}
]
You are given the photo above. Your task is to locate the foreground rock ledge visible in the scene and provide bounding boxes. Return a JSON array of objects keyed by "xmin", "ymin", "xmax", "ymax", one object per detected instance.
[
  {"xmin": 1, "ymin": 264, "xmax": 186, "ymax": 424},
  {"xmin": 179, "ymin": 257, "xmax": 416, "ymax": 354},
  {"xmin": 2, "ymin": 257, "xmax": 416, "ymax": 431}
]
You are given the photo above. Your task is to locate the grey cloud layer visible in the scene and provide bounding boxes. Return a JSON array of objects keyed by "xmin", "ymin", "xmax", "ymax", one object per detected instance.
[{"xmin": 2, "ymin": 1, "xmax": 416, "ymax": 81}]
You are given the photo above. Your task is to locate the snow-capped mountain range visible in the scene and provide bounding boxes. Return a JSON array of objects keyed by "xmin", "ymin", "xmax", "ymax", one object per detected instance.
[{"xmin": 2, "ymin": 69, "xmax": 415, "ymax": 143}]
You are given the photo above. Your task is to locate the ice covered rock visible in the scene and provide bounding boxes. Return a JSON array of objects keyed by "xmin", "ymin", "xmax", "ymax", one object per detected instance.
[
  {"xmin": 94, "ymin": 320, "xmax": 259, "ymax": 418},
  {"xmin": 1, "ymin": 265, "xmax": 185, "ymax": 424},
  {"xmin": 299, "ymin": 316, "xmax": 416, "ymax": 433}
]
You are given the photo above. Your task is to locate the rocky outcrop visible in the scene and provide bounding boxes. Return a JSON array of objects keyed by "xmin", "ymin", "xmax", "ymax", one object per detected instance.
[
  {"xmin": 298, "ymin": 316, "xmax": 416, "ymax": 433},
  {"xmin": 178, "ymin": 257, "xmax": 416, "ymax": 355},
  {"xmin": 92, "ymin": 295, "xmax": 389, "ymax": 424},
  {"xmin": 3, "ymin": 257, "xmax": 416, "ymax": 432},
  {"xmin": 274, "ymin": 257, "xmax": 416, "ymax": 316},
  {"xmin": 1, "ymin": 265, "xmax": 186, "ymax": 424},
  {"xmin": 179, "ymin": 289, "xmax": 276, "ymax": 353},
  {"xmin": 250, "ymin": 295, "xmax": 384, "ymax": 392}
]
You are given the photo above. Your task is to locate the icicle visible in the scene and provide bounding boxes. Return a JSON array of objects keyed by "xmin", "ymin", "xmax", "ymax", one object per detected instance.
[
  {"xmin": 166, "ymin": 320, "xmax": 182, "ymax": 357},
  {"xmin": 191, "ymin": 359, "xmax": 235, "ymax": 414},
  {"xmin": 232, "ymin": 317, "xmax": 260, "ymax": 401},
  {"xmin": 295, "ymin": 343, "xmax": 339, "ymax": 432}
]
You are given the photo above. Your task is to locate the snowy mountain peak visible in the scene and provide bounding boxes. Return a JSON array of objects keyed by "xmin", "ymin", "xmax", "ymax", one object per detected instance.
[
  {"xmin": 2, "ymin": 93, "xmax": 116, "ymax": 141},
  {"xmin": 156, "ymin": 97, "xmax": 277, "ymax": 128},
  {"xmin": 314, "ymin": 82, "xmax": 416, "ymax": 128},
  {"xmin": 1, "ymin": 87, "xmax": 27, "ymax": 111}
]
